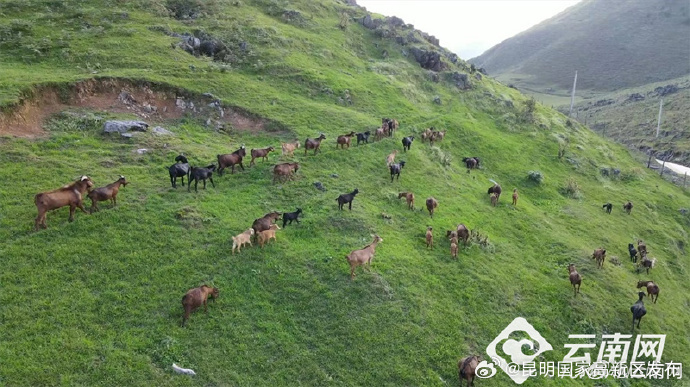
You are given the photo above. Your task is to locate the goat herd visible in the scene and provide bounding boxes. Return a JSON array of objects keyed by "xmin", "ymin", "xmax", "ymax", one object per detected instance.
[{"xmin": 30, "ymin": 116, "xmax": 662, "ymax": 384}]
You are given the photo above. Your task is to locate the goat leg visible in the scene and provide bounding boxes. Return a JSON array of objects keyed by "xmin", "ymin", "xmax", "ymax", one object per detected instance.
[
  {"xmin": 77, "ymin": 202, "xmax": 88, "ymax": 214},
  {"xmin": 209, "ymin": 178, "xmax": 215, "ymax": 188}
]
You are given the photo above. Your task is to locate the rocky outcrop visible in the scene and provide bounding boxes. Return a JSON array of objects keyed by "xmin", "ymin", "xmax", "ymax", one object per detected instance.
[{"xmin": 409, "ymin": 48, "xmax": 445, "ymax": 72}]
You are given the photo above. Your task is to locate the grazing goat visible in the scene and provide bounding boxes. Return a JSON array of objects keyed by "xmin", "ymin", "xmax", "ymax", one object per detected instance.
[
  {"xmin": 374, "ymin": 127, "xmax": 386, "ymax": 141},
  {"xmin": 217, "ymin": 145, "xmax": 246, "ymax": 175},
  {"xmin": 401, "ymin": 136, "xmax": 414, "ymax": 152},
  {"xmin": 169, "ymin": 155, "xmax": 190, "ymax": 188},
  {"xmin": 336, "ymin": 188, "xmax": 359, "ymax": 211},
  {"xmin": 231, "ymin": 228, "xmax": 254, "ymax": 254},
  {"xmin": 258, "ymin": 224, "xmax": 280, "ymax": 248},
  {"xmin": 34, "ymin": 175, "xmax": 94, "ymax": 229},
  {"xmin": 87, "ymin": 175, "xmax": 128, "ymax": 212},
  {"xmin": 336, "ymin": 131, "xmax": 356, "ymax": 149},
  {"xmin": 462, "ymin": 157, "xmax": 478, "ymax": 172},
  {"xmin": 630, "ymin": 291, "xmax": 647, "ymax": 331},
  {"xmin": 628, "ymin": 243, "xmax": 638, "ymax": 263},
  {"xmin": 568, "ymin": 263, "xmax": 581, "ymax": 297},
  {"xmin": 249, "ymin": 146, "xmax": 275, "ymax": 167},
  {"xmin": 181, "ymin": 285, "xmax": 219, "ymax": 327},
  {"xmin": 490, "ymin": 192, "xmax": 498, "ymax": 207},
  {"xmin": 346, "ymin": 234, "xmax": 383, "ymax": 280},
  {"xmin": 382, "ymin": 118, "xmax": 398, "ymax": 137},
  {"xmin": 636, "ymin": 280, "xmax": 659, "ymax": 303},
  {"xmin": 386, "ymin": 150, "xmax": 398, "ymax": 167},
  {"xmin": 591, "ymin": 248, "xmax": 606, "ymax": 269},
  {"xmin": 389, "ymin": 161, "xmax": 405, "ymax": 182},
  {"xmin": 398, "ymin": 192, "xmax": 415, "ymax": 210},
  {"xmin": 450, "ymin": 237, "xmax": 458, "ymax": 259},
  {"xmin": 426, "ymin": 226, "xmax": 433, "ymax": 249},
  {"xmin": 512, "ymin": 189, "xmax": 519, "ymax": 206},
  {"xmin": 281, "ymin": 140, "xmax": 301, "ymax": 157},
  {"xmin": 188, "ymin": 164, "xmax": 216, "ymax": 192},
  {"xmin": 487, "ymin": 181, "xmax": 502, "ymax": 201},
  {"xmin": 637, "ymin": 239, "xmax": 648, "ymax": 258},
  {"xmin": 356, "ymin": 131, "xmax": 371, "ymax": 145},
  {"xmin": 420, "ymin": 127, "xmax": 434, "ymax": 142},
  {"xmin": 623, "ymin": 201, "xmax": 633, "ymax": 214},
  {"xmin": 252, "ymin": 212, "xmax": 282, "ymax": 238},
  {"xmin": 426, "ymin": 197, "xmax": 438, "ymax": 218},
  {"xmin": 273, "ymin": 162, "xmax": 299, "ymax": 183},
  {"xmin": 429, "ymin": 130, "xmax": 446, "ymax": 145},
  {"xmin": 305, "ymin": 134, "xmax": 327, "ymax": 155},
  {"xmin": 602, "ymin": 203, "xmax": 612, "ymax": 214},
  {"xmin": 282, "ymin": 208, "xmax": 302, "ymax": 228},
  {"xmin": 637, "ymin": 257, "xmax": 656, "ymax": 275},
  {"xmin": 455, "ymin": 224, "xmax": 470, "ymax": 246},
  {"xmin": 458, "ymin": 355, "xmax": 481, "ymax": 387}
]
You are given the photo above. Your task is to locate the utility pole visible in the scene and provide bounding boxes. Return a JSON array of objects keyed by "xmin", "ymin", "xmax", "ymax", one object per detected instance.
[
  {"xmin": 569, "ymin": 70, "xmax": 577, "ymax": 117},
  {"xmin": 656, "ymin": 99, "xmax": 663, "ymax": 138}
]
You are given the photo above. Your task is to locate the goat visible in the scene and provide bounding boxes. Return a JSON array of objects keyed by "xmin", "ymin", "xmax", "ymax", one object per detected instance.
[
  {"xmin": 273, "ymin": 162, "xmax": 299, "ymax": 183},
  {"xmin": 374, "ymin": 127, "xmax": 386, "ymax": 141},
  {"xmin": 398, "ymin": 192, "xmax": 414, "ymax": 210},
  {"xmin": 628, "ymin": 243, "xmax": 638, "ymax": 263},
  {"xmin": 383, "ymin": 118, "xmax": 398, "ymax": 137},
  {"xmin": 336, "ymin": 188, "xmax": 359, "ymax": 211},
  {"xmin": 455, "ymin": 224, "xmax": 470, "ymax": 246},
  {"xmin": 636, "ymin": 280, "xmax": 659, "ymax": 303},
  {"xmin": 87, "ymin": 175, "xmax": 128, "ymax": 212},
  {"xmin": 623, "ymin": 201, "xmax": 633, "ymax": 215},
  {"xmin": 637, "ymin": 239, "xmax": 648, "ymax": 258},
  {"xmin": 458, "ymin": 355, "xmax": 481, "ymax": 387},
  {"xmin": 487, "ymin": 181, "xmax": 502, "ymax": 201},
  {"xmin": 281, "ymin": 140, "xmax": 301, "ymax": 157},
  {"xmin": 602, "ymin": 203, "xmax": 612, "ymax": 214},
  {"xmin": 188, "ymin": 164, "xmax": 216, "ymax": 192},
  {"xmin": 258, "ymin": 224, "xmax": 281, "ymax": 248},
  {"xmin": 34, "ymin": 175, "xmax": 94, "ymax": 229},
  {"xmin": 217, "ymin": 145, "xmax": 246, "ymax": 175},
  {"xmin": 356, "ymin": 131, "xmax": 371, "ymax": 145},
  {"xmin": 252, "ymin": 211, "xmax": 282, "ymax": 240},
  {"xmin": 426, "ymin": 197, "xmax": 438, "ymax": 218},
  {"xmin": 630, "ymin": 291, "xmax": 647, "ymax": 332},
  {"xmin": 336, "ymin": 131, "xmax": 356, "ymax": 149},
  {"xmin": 426, "ymin": 226, "xmax": 433, "ymax": 249},
  {"xmin": 346, "ymin": 234, "xmax": 383, "ymax": 280},
  {"xmin": 169, "ymin": 154, "xmax": 190, "ymax": 188},
  {"xmin": 386, "ymin": 150, "xmax": 398, "ymax": 167},
  {"xmin": 637, "ymin": 257, "xmax": 656, "ymax": 275},
  {"xmin": 231, "ymin": 228, "xmax": 254, "ymax": 254},
  {"xmin": 420, "ymin": 127, "xmax": 434, "ymax": 142},
  {"xmin": 490, "ymin": 192, "xmax": 498, "ymax": 207},
  {"xmin": 430, "ymin": 130, "xmax": 446, "ymax": 144},
  {"xmin": 389, "ymin": 161, "xmax": 405, "ymax": 182},
  {"xmin": 450, "ymin": 237, "xmax": 458, "ymax": 259},
  {"xmin": 401, "ymin": 136, "xmax": 414, "ymax": 152},
  {"xmin": 282, "ymin": 208, "xmax": 302, "ymax": 228},
  {"xmin": 181, "ymin": 285, "xmax": 219, "ymax": 327},
  {"xmin": 249, "ymin": 146, "xmax": 275, "ymax": 167},
  {"xmin": 462, "ymin": 157, "xmax": 477, "ymax": 171},
  {"xmin": 304, "ymin": 134, "xmax": 326, "ymax": 155},
  {"xmin": 591, "ymin": 248, "xmax": 606, "ymax": 269},
  {"xmin": 512, "ymin": 189, "xmax": 519, "ymax": 206},
  {"xmin": 568, "ymin": 263, "xmax": 581, "ymax": 297}
]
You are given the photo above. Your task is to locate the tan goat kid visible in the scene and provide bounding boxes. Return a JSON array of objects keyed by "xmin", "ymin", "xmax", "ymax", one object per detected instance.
[
  {"xmin": 258, "ymin": 224, "xmax": 281, "ymax": 248},
  {"xmin": 232, "ymin": 228, "xmax": 255, "ymax": 254}
]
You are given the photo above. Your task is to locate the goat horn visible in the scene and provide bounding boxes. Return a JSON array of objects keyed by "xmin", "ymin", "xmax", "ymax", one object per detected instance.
[{"xmin": 80, "ymin": 175, "xmax": 89, "ymax": 181}]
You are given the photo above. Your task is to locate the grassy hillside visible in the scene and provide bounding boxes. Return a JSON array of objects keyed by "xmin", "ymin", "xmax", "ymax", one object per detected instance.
[
  {"xmin": 470, "ymin": 0, "xmax": 690, "ymax": 92},
  {"xmin": 1, "ymin": 1, "xmax": 689, "ymax": 386}
]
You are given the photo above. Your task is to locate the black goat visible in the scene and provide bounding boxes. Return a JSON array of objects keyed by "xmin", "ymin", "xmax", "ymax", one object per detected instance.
[
  {"xmin": 389, "ymin": 161, "xmax": 405, "ymax": 182},
  {"xmin": 603, "ymin": 203, "xmax": 612, "ymax": 214},
  {"xmin": 336, "ymin": 188, "xmax": 359, "ymax": 211},
  {"xmin": 402, "ymin": 136, "xmax": 414, "ymax": 152},
  {"xmin": 630, "ymin": 291, "xmax": 647, "ymax": 332},
  {"xmin": 628, "ymin": 243, "xmax": 638, "ymax": 263},
  {"xmin": 282, "ymin": 208, "xmax": 302, "ymax": 228},
  {"xmin": 188, "ymin": 164, "xmax": 216, "ymax": 192},
  {"xmin": 169, "ymin": 155, "xmax": 191, "ymax": 188},
  {"xmin": 356, "ymin": 131, "xmax": 371, "ymax": 145}
]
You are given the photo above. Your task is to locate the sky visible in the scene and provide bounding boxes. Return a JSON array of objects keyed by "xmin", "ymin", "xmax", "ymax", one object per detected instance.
[{"xmin": 356, "ymin": 0, "xmax": 582, "ymax": 59}]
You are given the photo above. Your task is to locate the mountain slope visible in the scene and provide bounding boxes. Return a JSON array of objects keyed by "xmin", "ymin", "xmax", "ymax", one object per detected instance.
[
  {"xmin": 0, "ymin": 1, "xmax": 689, "ymax": 386},
  {"xmin": 470, "ymin": 0, "xmax": 690, "ymax": 92}
]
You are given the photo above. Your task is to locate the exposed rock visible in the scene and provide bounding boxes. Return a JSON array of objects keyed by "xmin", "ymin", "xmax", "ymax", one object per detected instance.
[
  {"xmin": 361, "ymin": 14, "xmax": 374, "ymax": 29},
  {"xmin": 680, "ymin": 208, "xmax": 688, "ymax": 215},
  {"xmin": 118, "ymin": 91, "xmax": 136, "ymax": 105},
  {"xmin": 386, "ymin": 16, "xmax": 405, "ymax": 27},
  {"xmin": 451, "ymin": 72, "xmax": 471, "ymax": 89},
  {"xmin": 374, "ymin": 27, "xmax": 391, "ymax": 38},
  {"xmin": 475, "ymin": 73, "xmax": 482, "ymax": 81},
  {"xmin": 420, "ymin": 32, "xmax": 439, "ymax": 47},
  {"xmin": 104, "ymin": 120, "xmax": 149, "ymax": 134},
  {"xmin": 433, "ymin": 96, "xmax": 442, "ymax": 105},
  {"xmin": 627, "ymin": 93, "xmax": 645, "ymax": 102},
  {"xmin": 135, "ymin": 148, "xmax": 148, "ymax": 154},
  {"xmin": 395, "ymin": 36, "xmax": 406, "ymax": 45},
  {"xmin": 447, "ymin": 53, "xmax": 458, "ymax": 64},
  {"xmin": 330, "ymin": 173, "xmax": 339, "ymax": 178},
  {"xmin": 406, "ymin": 32, "xmax": 419, "ymax": 44},
  {"xmin": 120, "ymin": 132, "xmax": 134, "ymax": 138},
  {"xmin": 345, "ymin": 0, "xmax": 357, "ymax": 5},
  {"xmin": 428, "ymin": 71, "xmax": 439, "ymax": 83},
  {"xmin": 313, "ymin": 181, "xmax": 326, "ymax": 191},
  {"xmin": 594, "ymin": 99, "xmax": 615, "ymax": 107},
  {"xmin": 409, "ymin": 48, "xmax": 445, "ymax": 72},
  {"xmin": 153, "ymin": 126, "xmax": 175, "ymax": 136},
  {"xmin": 653, "ymin": 84, "xmax": 679, "ymax": 97},
  {"xmin": 478, "ymin": 67, "xmax": 488, "ymax": 75}
]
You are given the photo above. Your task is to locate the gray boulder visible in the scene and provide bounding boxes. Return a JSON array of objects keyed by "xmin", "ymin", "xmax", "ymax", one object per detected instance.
[
  {"xmin": 409, "ymin": 48, "xmax": 445, "ymax": 72},
  {"xmin": 451, "ymin": 72, "xmax": 471, "ymax": 89},
  {"xmin": 361, "ymin": 14, "xmax": 374, "ymax": 29},
  {"xmin": 104, "ymin": 120, "xmax": 149, "ymax": 134},
  {"xmin": 152, "ymin": 126, "xmax": 175, "ymax": 136}
]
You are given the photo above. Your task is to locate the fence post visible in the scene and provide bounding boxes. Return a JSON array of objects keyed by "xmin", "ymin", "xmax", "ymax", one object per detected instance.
[
  {"xmin": 660, "ymin": 159, "xmax": 666, "ymax": 177},
  {"xmin": 684, "ymin": 172, "xmax": 687, "ymax": 189}
]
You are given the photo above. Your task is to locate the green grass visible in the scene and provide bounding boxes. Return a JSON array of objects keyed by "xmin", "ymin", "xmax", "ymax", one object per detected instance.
[{"xmin": 1, "ymin": 1, "xmax": 689, "ymax": 386}]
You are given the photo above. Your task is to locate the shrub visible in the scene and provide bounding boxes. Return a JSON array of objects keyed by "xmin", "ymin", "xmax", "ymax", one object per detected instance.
[
  {"xmin": 430, "ymin": 146, "xmax": 452, "ymax": 167},
  {"xmin": 165, "ymin": 0, "xmax": 218, "ymax": 20},
  {"xmin": 561, "ymin": 177, "xmax": 582, "ymax": 199},
  {"xmin": 527, "ymin": 170, "xmax": 544, "ymax": 184},
  {"xmin": 621, "ymin": 167, "xmax": 644, "ymax": 182}
]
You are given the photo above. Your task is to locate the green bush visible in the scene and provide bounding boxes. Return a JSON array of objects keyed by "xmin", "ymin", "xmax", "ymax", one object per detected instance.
[
  {"xmin": 165, "ymin": 0, "xmax": 218, "ymax": 20},
  {"xmin": 561, "ymin": 177, "xmax": 582, "ymax": 199},
  {"xmin": 527, "ymin": 170, "xmax": 544, "ymax": 184}
]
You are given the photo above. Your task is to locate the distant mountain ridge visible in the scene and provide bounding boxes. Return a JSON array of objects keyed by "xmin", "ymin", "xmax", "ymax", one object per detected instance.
[{"xmin": 470, "ymin": 0, "xmax": 690, "ymax": 92}]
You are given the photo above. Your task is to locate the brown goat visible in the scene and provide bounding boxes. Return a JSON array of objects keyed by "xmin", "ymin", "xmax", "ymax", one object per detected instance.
[
  {"xmin": 450, "ymin": 237, "xmax": 458, "ymax": 259},
  {"xmin": 336, "ymin": 131, "xmax": 356, "ymax": 149},
  {"xmin": 250, "ymin": 146, "xmax": 275, "ymax": 166},
  {"xmin": 637, "ymin": 257, "xmax": 657, "ymax": 275},
  {"xmin": 420, "ymin": 128, "xmax": 433, "ymax": 142},
  {"xmin": 398, "ymin": 192, "xmax": 415, "ymax": 210},
  {"xmin": 34, "ymin": 175, "xmax": 95, "ymax": 230},
  {"xmin": 181, "ymin": 285, "xmax": 219, "ymax": 327},
  {"xmin": 490, "ymin": 192, "xmax": 498, "ymax": 207},
  {"xmin": 426, "ymin": 197, "xmax": 438, "ymax": 218},
  {"xmin": 273, "ymin": 162, "xmax": 300, "ymax": 183},
  {"xmin": 386, "ymin": 150, "xmax": 398, "ymax": 167},
  {"xmin": 374, "ymin": 127, "xmax": 386, "ymax": 141},
  {"xmin": 87, "ymin": 175, "xmax": 128, "ymax": 213},
  {"xmin": 281, "ymin": 140, "xmax": 301, "ymax": 157},
  {"xmin": 568, "ymin": 263, "xmax": 582, "ymax": 297},
  {"xmin": 346, "ymin": 234, "xmax": 383, "ymax": 280},
  {"xmin": 624, "ymin": 201, "xmax": 633, "ymax": 215},
  {"xmin": 592, "ymin": 248, "xmax": 606, "ymax": 269},
  {"xmin": 512, "ymin": 189, "xmax": 519, "ymax": 206},
  {"xmin": 458, "ymin": 355, "xmax": 481, "ymax": 387},
  {"xmin": 304, "ymin": 134, "xmax": 326, "ymax": 155},
  {"xmin": 217, "ymin": 145, "xmax": 247, "ymax": 175},
  {"xmin": 426, "ymin": 226, "xmax": 433, "ymax": 249},
  {"xmin": 487, "ymin": 183, "xmax": 502, "ymax": 201},
  {"xmin": 456, "ymin": 224, "xmax": 470, "ymax": 246},
  {"xmin": 252, "ymin": 212, "xmax": 282, "ymax": 240},
  {"xmin": 232, "ymin": 228, "xmax": 254, "ymax": 254},
  {"xmin": 636, "ymin": 280, "xmax": 659, "ymax": 303},
  {"xmin": 429, "ymin": 130, "xmax": 446, "ymax": 145},
  {"xmin": 637, "ymin": 239, "xmax": 648, "ymax": 258},
  {"xmin": 258, "ymin": 224, "xmax": 281, "ymax": 248}
]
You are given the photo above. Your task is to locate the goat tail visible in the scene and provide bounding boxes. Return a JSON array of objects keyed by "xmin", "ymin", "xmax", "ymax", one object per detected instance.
[{"xmin": 651, "ymin": 258, "xmax": 656, "ymax": 268}]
